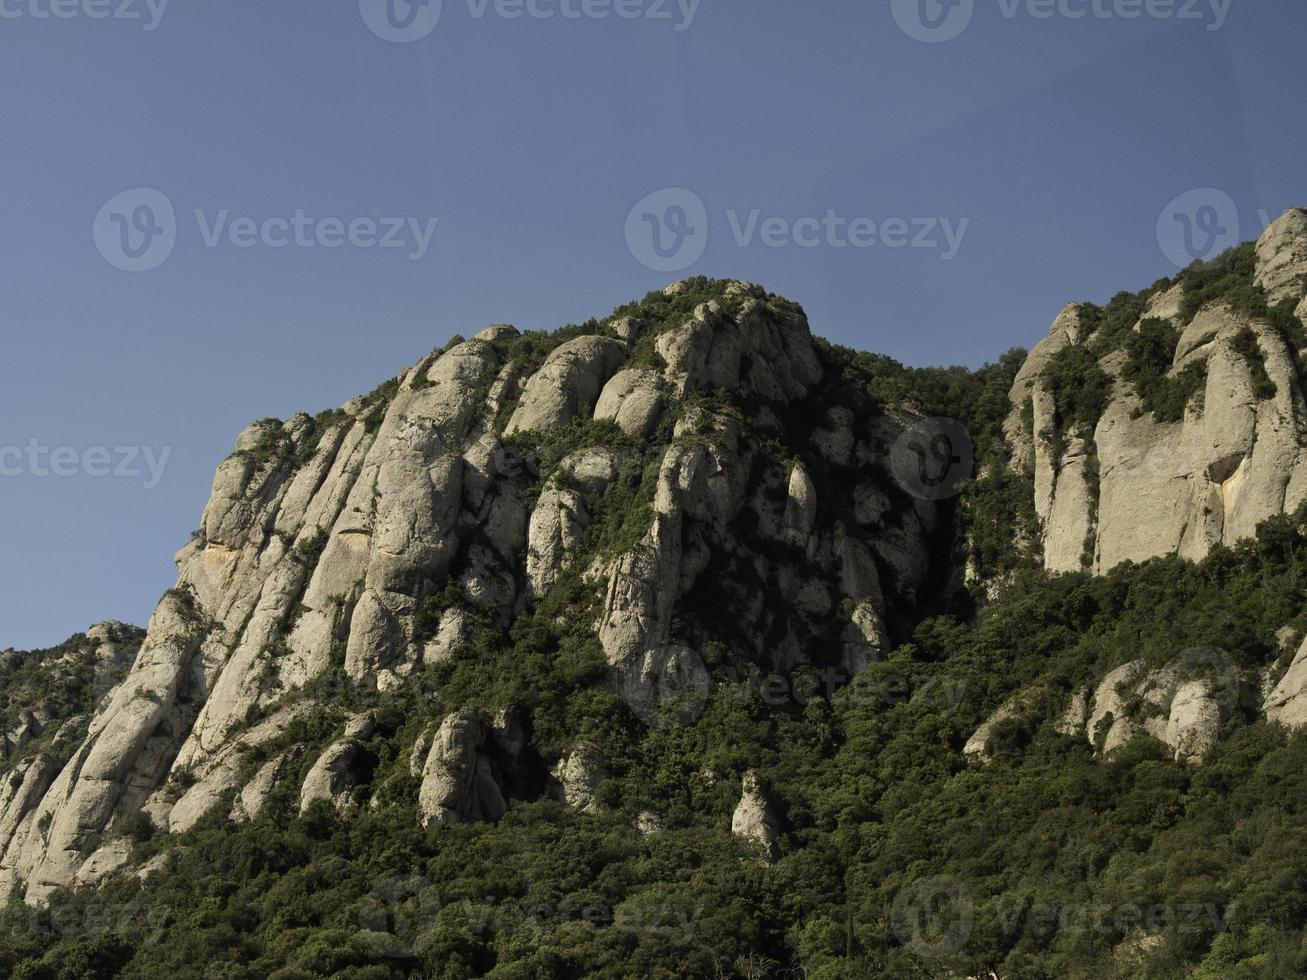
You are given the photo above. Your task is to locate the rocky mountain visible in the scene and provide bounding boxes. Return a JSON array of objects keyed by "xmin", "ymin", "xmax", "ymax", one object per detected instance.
[
  {"xmin": 1010, "ymin": 208, "xmax": 1307, "ymax": 574},
  {"xmin": 0, "ymin": 279, "xmax": 967, "ymax": 904},
  {"xmin": 5, "ymin": 210, "xmax": 1307, "ymax": 977}
]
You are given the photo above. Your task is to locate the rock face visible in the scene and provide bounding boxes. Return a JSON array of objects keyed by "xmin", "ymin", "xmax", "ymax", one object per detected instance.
[
  {"xmin": 299, "ymin": 715, "xmax": 376, "ymax": 815},
  {"xmin": 417, "ymin": 709, "xmax": 507, "ymax": 827},
  {"xmin": 1071, "ymin": 652, "xmax": 1239, "ymax": 763},
  {"xmin": 731, "ymin": 770, "xmax": 781, "ymax": 863},
  {"xmin": 963, "ymin": 691, "xmax": 1041, "ymax": 764},
  {"xmin": 9, "ymin": 225, "xmax": 1307, "ymax": 908},
  {"xmin": 1265, "ymin": 634, "xmax": 1307, "ymax": 727},
  {"xmin": 594, "ymin": 369, "xmax": 664, "ymax": 438},
  {"xmin": 547, "ymin": 743, "xmax": 607, "ymax": 812},
  {"xmin": 1009, "ymin": 209, "xmax": 1307, "ymax": 572},
  {"xmin": 6, "ymin": 222, "xmax": 1307, "ymax": 907},
  {"xmin": 1256, "ymin": 208, "xmax": 1307, "ymax": 314},
  {"xmin": 505, "ymin": 336, "xmax": 628, "ymax": 436}
]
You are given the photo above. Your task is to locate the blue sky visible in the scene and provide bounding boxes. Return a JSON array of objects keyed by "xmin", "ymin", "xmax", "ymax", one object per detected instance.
[{"xmin": 2, "ymin": 0, "xmax": 1305, "ymax": 648}]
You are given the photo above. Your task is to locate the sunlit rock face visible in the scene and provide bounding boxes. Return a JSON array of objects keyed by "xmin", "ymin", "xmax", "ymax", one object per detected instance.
[
  {"xmin": 1008, "ymin": 209, "xmax": 1307, "ymax": 573},
  {"xmin": 0, "ymin": 279, "xmax": 958, "ymax": 903}
]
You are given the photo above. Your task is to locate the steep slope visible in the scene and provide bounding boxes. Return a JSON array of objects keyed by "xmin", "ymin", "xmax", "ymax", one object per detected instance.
[
  {"xmin": 1010, "ymin": 208, "xmax": 1307, "ymax": 573},
  {"xmin": 0, "ymin": 280, "xmax": 966, "ymax": 903}
]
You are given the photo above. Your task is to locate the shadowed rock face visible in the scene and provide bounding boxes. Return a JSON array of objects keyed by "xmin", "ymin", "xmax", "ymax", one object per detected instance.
[
  {"xmin": 1009, "ymin": 210, "xmax": 1307, "ymax": 574},
  {"xmin": 0, "ymin": 279, "xmax": 959, "ymax": 903}
]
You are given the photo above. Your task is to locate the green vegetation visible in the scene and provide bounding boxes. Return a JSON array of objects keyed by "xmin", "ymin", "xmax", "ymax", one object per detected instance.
[
  {"xmin": 9, "ymin": 512, "xmax": 1307, "ymax": 977},
  {"xmin": 1177, "ymin": 243, "xmax": 1260, "ymax": 325},
  {"xmin": 1121, "ymin": 318, "xmax": 1207, "ymax": 422},
  {"xmin": 1177, "ymin": 243, "xmax": 1307, "ymax": 358},
  {"xmin": 1228, "ymin": 327, "xmax": 1277, "ymax": 400},
  {"xmin": 13, "ymin": 271, "xmax": 1307, "ymax": 977},
  {"xmin": 0, "ymin": 626, "xmax": 140, "ymax": 777},
  {"xmin": 1041, "ymin": 345, "xmax": 1112, "ymax": 462}
]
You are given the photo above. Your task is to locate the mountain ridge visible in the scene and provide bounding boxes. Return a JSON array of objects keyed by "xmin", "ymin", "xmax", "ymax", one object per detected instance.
[{"xmin": 5, "ymin": 209, "xmax": 1307, "ymax": 977}]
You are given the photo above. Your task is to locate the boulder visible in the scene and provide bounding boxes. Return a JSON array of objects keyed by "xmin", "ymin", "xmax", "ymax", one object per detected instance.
[
  {"xmin": 299, "ymin": 716, "xmax": 376, "ymax": 816},
  {"xmin": 1266, "ymin": 634, "xmax": 1307, "ymax": 728},
  {"xmin": 731, "ymin": 771, "xmax": 781, "ymax": 864},
  {"xmin": 417, "ymin": 710, "xmax": 506, "ymax": 827},
  {"xmin": 547, "ymin": 744, "xmax": 607, "ymax": 812},
  {"xmin": 505, "ymin": 336, "xmax": 627, "ymax": 436},
  {"xmin": 594, "ymin": 368, "xmax": 664, "ymax": 438},
  {"xmin": 781, "ymin": 463, "xmax": 817, "ymax": 545}
]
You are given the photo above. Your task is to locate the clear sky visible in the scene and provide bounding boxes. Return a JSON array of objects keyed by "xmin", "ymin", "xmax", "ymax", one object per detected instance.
[{"xmin": 2, "ymin": 0, "xmax": 1305, "ymax": 649}]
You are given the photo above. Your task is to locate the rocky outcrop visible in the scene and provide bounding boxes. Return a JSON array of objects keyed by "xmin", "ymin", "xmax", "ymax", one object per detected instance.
[
  {"xmin": 547, "ymin": 743, "xmax": 607, "ymax": 812},
  {"xmin": 1084, "ymin": 661, "xmax": 1147, "ymax": 754},
  {"xmin": 594, "ymin": 368, "xmax": 664, "ymax": 438},
  {"xmin": 299, "ymin": 715, "xmax": 376, "ymax": 816},
  {"xmin": 417, "ymin": 709, "xmax": 507, "ymax": 827},
  {"xmin": 731, "ymin": 770, "xmax": 781, "ymax": 864},
  {"xmin": 0, "ymin": 623, "xmax": 142, "ymax": 764},
  {"xmin": 1256, "ymin": 208, "xmax": 1307, "ymax": 314},
  {"xmin": 231, "ymin": 747, "xmax": 303, "ymax": 822},
  {"xmin": 1074, "ymin": 652, "xmax": 1238, "ymax": 763},
  {"xmin": 963, "ymin": 691, "xmax": 1041, "ymax": 764},
  {"xmin": 1055, "ymin": 687, "xmax": 1091, "ymax": 736},
  {"xmin": 1265, "ymin": 634, "xmax": 1307, "ymax": 727},
  {"xmin": 75, "ymin": 838, "xmax": 133, "ymax": 888},
  {"xmin": 781, "ymin": 463, "xmax": 817, "ymax": 545},
  {"xmin": 1009, "ymin": 209, "xmax": 1307, "ymax": 573},
  {"xmin": 655, "ymin": 289, "xmax": 822, "ymax": 403},
  {"xmin": 505, "ymin": 336, "xmax": 627, "ymax": 436},
  {"xmin": 526, "ymin": 449, "xmax": 621, "ymax": 597},
  {"xmin": 166, "ymin": 705, "xmax": 312, "ymax": 832}
]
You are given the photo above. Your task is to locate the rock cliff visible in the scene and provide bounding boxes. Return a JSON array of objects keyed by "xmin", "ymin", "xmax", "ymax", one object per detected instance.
[
  {"xmin": 0, "ymin": 279, "xmax": 959, "ymax": 902},
  {"xmin": 1008, "ymin": 208, "xmax": 1307, "ymax": 573},
  {"xmin": 6, "ymin": 210, "xmax": 1307, "ymax": 905}
]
